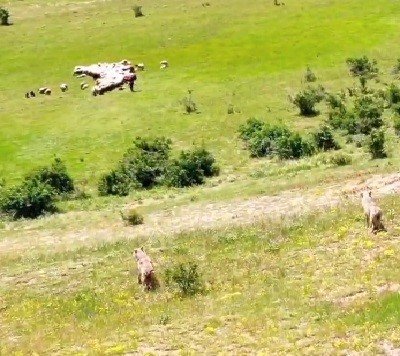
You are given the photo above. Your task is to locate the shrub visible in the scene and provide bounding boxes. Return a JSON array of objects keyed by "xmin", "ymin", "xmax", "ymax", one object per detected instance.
[
  {"xmin": 276, "ymin": 133, "xmax": 315, "ymax": 159},
  {"xmin": 304, "ymin": 66, "xmax": 317, "ymax": 82},
  {"xmin": 391, "ymin": 59, "xmax": 400, "ymax": 75},
  {"xmin": 191, "ymin": 148, "xmax": 220, "ymax": 177},
  {"xmin": 346, "ymin": 56, "xmax": 378, "ymax": 78},
  {"xmin": 293, "ymin": 86, "xmax": 325, "ymax": 116},
  {"xmin": 346, "ymin": 134, "xmax": 368, "ymax": 148},
  {"xmin": 247, "ymin": 125, "xmax": 291, "ymax": 157},
  {"xmin": 0, "ymin": 179, "xmax": 56, "ymax": 219},
  {"xmin": 122, "ymin": 137, "xmax": 171, "ymax": 188},
  {"xmin": 368, "ymin": 129, "xmax": 387, "ymax": 159},
  {"xmin": 120, "ymin": 209, "xmax": 144, "ymax": 225},
  {"xmin": 26, "ymin": 158, "xmax": 74, "ymax": 196},
  {"xmin": 165, "ymin": 148, "xmax": 219, "ymax": 188},
  {"xmin": 326, "ymin": 93, "xmax": 346, "ymax": 111},
  {"xmin": 0, "ymin": 7, "xmax": 10, "ymax": 26},
  {"xmin": 182, "ymin": 90, "xmax": 197, "ymax": 114},
  {"xmin": 98, "ymin": 137, "xmax": 171, "ymax": 196},
  {"xmin": 238, "ymin": 118, "xmax": 265, "ymax": 141},
  {"xmin": 328, "ymin": 152, "xmax": 352, "ymax": 166},
  {"xmin": 313, "ymin": 125, "xmax": 340, "ymax": 151},
  {"xmin": 133, "ymin": 5, "xmax": 144, "ymax": 17},
  {"xmin": 387, "ymin": 84, "xmax": 400, "ymax": 108},
  {"xmin": 394, "ymin": 116, "xmax": 400, "ymax": 136},
  {"xmin": 354, "ymin": 95, "xmax": 384, "ymax": 134},
  {"xmin": 98, "ymin": 169, "xmax": 132, "ymax": 196},
  {"xmin": 327, "ymin": 109, "xmax": 358, "ymax": 134},
  {"xmin": 165, "ymin": 262, "xmax": 204, "ymax": 296}
]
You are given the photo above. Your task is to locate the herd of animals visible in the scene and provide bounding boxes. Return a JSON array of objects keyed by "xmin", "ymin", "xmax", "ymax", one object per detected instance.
[
  {"xmin": 24, "ymin": 59, "xmax": 169, "ymax": 98},
  {"xmin": 135, "ymin": 189, "xmax": 386, "ymax": 292}
]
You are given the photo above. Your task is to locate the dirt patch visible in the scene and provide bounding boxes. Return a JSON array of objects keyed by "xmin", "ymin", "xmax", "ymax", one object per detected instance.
[{"xmin": 1, "ymin": 172, "xmax": 400, "ymax": 257}]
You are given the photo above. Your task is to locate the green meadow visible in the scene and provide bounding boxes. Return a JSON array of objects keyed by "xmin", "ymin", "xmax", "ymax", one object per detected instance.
[
  {"xmin": 2, "ymin": 0, "xmax": 400, "ymax": 192},
  {"xmin": 2, "ymin": 0, "xmax": 400, "ymax": 353}
]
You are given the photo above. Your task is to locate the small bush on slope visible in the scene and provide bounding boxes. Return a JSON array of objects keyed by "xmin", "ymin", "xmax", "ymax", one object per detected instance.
[{"xmin": 0, "ymin": 179, "xmax": 56, "ymax": 219}]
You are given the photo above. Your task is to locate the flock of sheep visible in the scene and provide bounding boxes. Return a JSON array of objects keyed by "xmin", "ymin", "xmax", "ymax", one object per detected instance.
[{"xmin": 24, "ymin": 59, "xmax": 169, "ymax": 98}]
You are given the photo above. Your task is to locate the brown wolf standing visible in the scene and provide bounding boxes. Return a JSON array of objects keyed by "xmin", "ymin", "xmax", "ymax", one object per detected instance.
[
  {"xmin": 133, "ymin": 247, "xmax": 158, "ymax": 291},
  {"xmin": 361, "ymin": 190, "xmax": 385, "ymax": 234}
]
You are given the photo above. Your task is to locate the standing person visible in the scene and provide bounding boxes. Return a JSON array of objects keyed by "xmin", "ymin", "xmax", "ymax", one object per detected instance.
[{"xmin": 124, "ymin": 72, "xmax": 137, "ymax": 92}]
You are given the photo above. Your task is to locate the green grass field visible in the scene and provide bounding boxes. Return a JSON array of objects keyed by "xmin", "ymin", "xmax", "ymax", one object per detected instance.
[
  {"xmin": 2, "ymin": 197, "xmax": 400, "ymax": 354},
  {"xmin": 2, "ymin": 0, "xmax": 400, "ymax": 193},
  {"xmin": 3, "ymin": 0, "xmax": 400, "ymax": 353}
]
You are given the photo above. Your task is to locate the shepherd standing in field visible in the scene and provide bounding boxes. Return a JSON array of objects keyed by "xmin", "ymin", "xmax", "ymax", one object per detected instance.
[{"xmin": 124, "ymin": 71, "xmax": 137, "ymax": 92}]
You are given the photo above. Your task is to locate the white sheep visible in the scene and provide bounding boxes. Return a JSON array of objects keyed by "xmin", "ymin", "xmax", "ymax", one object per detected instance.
[
  {"xmin": 60, "ymin": 83, "xmax": 68, "ymax": 92},
  {"xmin": 160, "ymin": 60, "xmax": 169, "ymax": 69}
]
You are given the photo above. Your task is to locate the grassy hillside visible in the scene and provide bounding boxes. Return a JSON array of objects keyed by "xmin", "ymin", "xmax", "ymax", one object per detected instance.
[
  {"xmin": 2, "ymin": 196, "xmax": 400, "ymax": 354},
  {"xmin": 2, "ymin": 0, "xmax": 400, "ymax": 194},
  {"xmin": 3, "ymin": 1, "xmax": 400, "ymax": 353}
]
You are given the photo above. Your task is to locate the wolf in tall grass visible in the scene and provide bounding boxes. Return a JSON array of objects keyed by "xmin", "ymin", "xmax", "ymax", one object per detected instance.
[{"xmin": 361, "ymin": 190, "xmax": 386, "ymax": 234}]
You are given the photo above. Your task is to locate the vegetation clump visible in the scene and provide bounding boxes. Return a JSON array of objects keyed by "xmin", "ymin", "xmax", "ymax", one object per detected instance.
[
  {"xmin": 346, "ymin": 56, "xmax": 378, "ymax": 78},
  {"xmin": 120, "ymin": 209, "xmax": 144, "ymax": 225},
  {"xmin": 0, "ymin": 159, "xmax": 75, "ymax": 219},
  {"xmin": 293, "ymin": 86, "xmax": 325, "ymax": 116},
  {"xmin": 304, "ymin": 66, "xmax": 317, "ymax": 82},
  {"xmin": 165, "ymin": 148, "xmax": 219, "ymax": 188},
  {"xmin": 0, "ymin": 7, "xmax": 10, "ymax": 26},
  {"xmin": 354, "ymin": 94, "xmax": 384, "ymax": 134},
  {"xmin": 165, "ymin": 262, "xmax": 204, "ymax": 296},
  {"xmin": 239, "ymin": 118, "xmax": 316, "ymax": 159},
  {"xmin": 26, "ymin": 158, "xmax": 75, "ymax": 196},
  {"xmin": 0, "ymin": 179, "xmax": 56, "ymax": 219},
  {"xmin": 182, "ymin": 90, "xmax": 198, "ymax": 114},
  {"xmin": 393, "ymin": 116, "xmax": 400, "ymax": 136},
  {"xmin": 368, "ymin": 129, "xmax": 387, "ymax": 159},
  {"xmin": 133, "ymin": 5, "xmax": 144, "ymax": 17},
  {"xmin": 312, "ymin": 125, "xmax": 340, "ymax": 151},
  {"xmin": 98, "ymin": 168, "xmax": 132, "ymax": 197},
  {"xmin": 99, "ymin": 138, "xmax": 218, "ymax": 195}
]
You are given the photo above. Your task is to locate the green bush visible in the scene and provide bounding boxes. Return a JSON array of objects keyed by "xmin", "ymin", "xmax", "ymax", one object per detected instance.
[
  {"xmin": 165, "ymin": 148, "xmax": 219, "ymax": 188},
  {"xmin": 293, "ymin": 86, "xmax": 325, "ymax": 116},
  {"xmin": 394, "ymin": 116, "xmax": 400, "ymax": 136},
  {"xmin": 122, "ymin": 137, "xmax": 171, "ymax": 188},
  {"xmin": 98, "ymin": 169, "xmax": 132, "ymax": 196},
  {"xmin": 26, "ymin": 158, "xmax": 74, "ymax": 196},
  {"xmin": 120, "ymin": 209, "xmax": 144, "ymax": 226},
  {"xmin": 247, "ymin": 125, "xmax": 291, "ymax": 157},
  {"xmin": 346, "ymin": 56, "xmax": 378, "ymax": 78},
  {"xmin": 326, "ymin": 93, "xmax": 346, "ymax": 111},
  {"xmin": 388, "ymin": 84, "xmax": 400, "ymax": 108},
  {"xmin": 0, "ymin": 179, "xmax": 56, "ymax": 219},
  {"xmin": 328, "ymin": 152, "xmax": 352, "ymax": 166},
  {"xmin": 98, "ymin": 137, "xmax": 171, "ymax": 196},
  {"xmin": 165, "ymin": 262, "xmax": 204, "ymax": 296},
  {"xmin": 368, "ymin": 129, "xmax": 387, "ymax": 159},
  {"xmin": 313, "ymin": 125, "xmax": 340, "ymax": 151},
  {"xmin": 304, "ymin": 66, "xmax": 317, "ymax": 82},
  {"xmin": 238, "ymin": 118, "xmax": 315, "ymax": 159},
  {"xmin": 238, "ymin": 117, "xmax": 265, "ymax": 141},
  {"xmin": 346, "ymin": 134, "xmax": 368, "ymax": 148},
  {"xmin": 276, "ymin": 133, "xmax": 315, "ymax": 159},
  {"xmin": 182, "ymin": 90, "xmax": 198, "ymax": 114},
  {"xmin": 133, "ymin": 5, "xmax": 144, "ymax": 17},
  {"xmin": 354, "ymin": 95, "xmax": 384, "ymax": 134},
  {"xmin": 391, "ymin": 59, "xmax": 400, "ymax": 76},
  {"xmin": 0, "ymin": 7, "xmax": 10, "ymax": 26}
]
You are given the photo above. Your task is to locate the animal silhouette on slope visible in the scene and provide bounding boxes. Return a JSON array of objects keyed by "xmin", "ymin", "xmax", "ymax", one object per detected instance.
[
  {"xmin": 133, "ymin": 247, "xmax": 159, "ymax": 291},
  {"xmin": 361, "ymin": 190, "xmax": 386, "ymax": 234}
]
